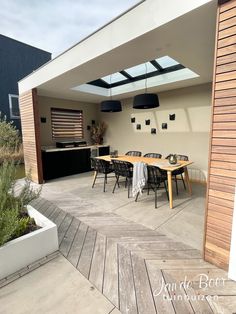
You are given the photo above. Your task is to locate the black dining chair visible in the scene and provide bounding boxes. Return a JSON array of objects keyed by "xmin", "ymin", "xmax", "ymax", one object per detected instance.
[
  {"xmin": 112, "ymin": 159, "xmax": 133, "ymax": 198},
  {"xmin": 136, "ymin": 165, "xmax": 168, "ymax": 208},
  {"xmin": 144, "ymin": 153, "xmax": 162, "ymax": 159},
  {"xmin": 91, "ymin": 158, "xmax": 114, "ymax": 192},
  {"xmin": 125, "ymin": 151, "xmax": 142, "ymax": 157},
  {"xmin": 166, "ymin": 154, "xmax": 189, "ymax": 195}
]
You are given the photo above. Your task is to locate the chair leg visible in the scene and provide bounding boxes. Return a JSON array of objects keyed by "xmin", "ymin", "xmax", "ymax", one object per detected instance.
[
  {"xmin": 103, "ymin": 174, "xmax": 107, "ymax": 192},
  {"xmin": 147, "ymin": 184, "xmax": 150, "ymax": 195},
  {"xmin": 135, "ymin": 192, "xmax": 139, "ymax": 202},
  {"xmin": 127, "ymin": 179, "xmax": 130, "ymax": 198},
  {"xmin": 164, "ymin": 181, "xmax": 169, "ymax": 201},
  {"xmin": 92, "ymin": 172, "xmax": 98, "ymax": 188},
  {"xmin": 155, "ymin": 187, "xmax": 157, "ymax": 209},
  {"xmin": 117, "ymin": 175, "xmax": 120, "ymax": 188},
  {"xmin": 125, "ymin": 177, "xmax": 127, "ymax": 188},
  {"xmin": 112, "ymin": 175, "xmax": 119, "ymax": 193},
  {"xmin": 181, "ymin": 173, "xmax": 186, "ymax": 190},
  {"xmin": 175, "ymin": 175, "xmax": 179, "ymax": 195}
]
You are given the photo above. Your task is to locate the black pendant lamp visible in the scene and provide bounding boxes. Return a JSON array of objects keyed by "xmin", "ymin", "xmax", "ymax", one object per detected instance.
[
  {"xmin": 101, "ymin": 100, "xmax": 122, "ymax": 112},
  {"xmin": 133, "ymin": 63, "xmax": 159, "ymax": 109},
  {"xmin": 133, "ymin": 93, "xmax": 159, "ymax": 109},
  {"xmin": 100, "ymin": 74, "xmax": 122, "ymax": 112}
]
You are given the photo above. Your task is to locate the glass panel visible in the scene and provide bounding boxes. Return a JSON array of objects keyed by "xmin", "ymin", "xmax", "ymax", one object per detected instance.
[
  {"xmin": 156, "ymin": 56, "xmax": 179, "ymax": 68},
  {"xmin": 125, "ymin": 62, "xmax": 156, "ymax": 77},
  {"xmin": 10, "ymin": 96, "xmax": 20, "ymax": 117},
  {"xmin": 101, "ymin": 72, "xmax": 126, "ymax": 84}
]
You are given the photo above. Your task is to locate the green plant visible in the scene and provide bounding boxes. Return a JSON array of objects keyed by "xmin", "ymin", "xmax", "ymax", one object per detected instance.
[
  {"xmin": 0, "ymin": 114, "xmax": 20, "ymax": 150},
  {"xmin": 0, "ymin": 114, "xmax": 23, "ymax": 164},
  {"xmin": 0, "ymin": 209, "xmax": 19, "ymax": 246},
  {"xmin": 0, "ymin": 161, "xmax": 41, "ymax": 247}
]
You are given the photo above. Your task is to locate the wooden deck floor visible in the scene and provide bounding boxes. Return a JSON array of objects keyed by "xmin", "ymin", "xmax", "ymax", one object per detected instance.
[{"xmin": 30, "ymin": 196, "xmax": 236, "ymax": 314}]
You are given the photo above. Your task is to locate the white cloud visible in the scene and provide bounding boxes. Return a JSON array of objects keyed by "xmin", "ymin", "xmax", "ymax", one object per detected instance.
[{"xmin": 0, "ymin": 0, "xmax": 140, "ymax": 56}]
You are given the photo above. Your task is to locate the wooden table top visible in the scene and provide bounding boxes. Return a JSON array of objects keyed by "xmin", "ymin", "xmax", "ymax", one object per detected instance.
[{"xmin": 96, "ymin": 155, "xmax": 193, "ymax": 172}]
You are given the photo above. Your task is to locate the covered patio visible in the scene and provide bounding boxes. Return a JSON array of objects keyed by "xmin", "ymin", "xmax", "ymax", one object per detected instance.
[{"xmin": 8, "ymin": 0, "xmax": 236, "ymax": 312}]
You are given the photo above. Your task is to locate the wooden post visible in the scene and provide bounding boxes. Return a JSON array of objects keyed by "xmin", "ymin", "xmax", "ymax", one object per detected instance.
[
  {"xmin": 204, "ymin": 0, "xmax": 236, "ymax": 271},
  {"xmin": 19, "ymin": 89, "xmax": 43, "ymax": 184}
]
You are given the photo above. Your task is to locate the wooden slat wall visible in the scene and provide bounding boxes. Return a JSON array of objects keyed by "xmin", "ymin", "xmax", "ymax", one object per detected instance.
[
  {"xmin": 19, "ymin": 89, "xmax": 43, "ymax": 184},
  {"xmin": 204, "ymin": 0, "xmax": 236, "ymax": 270}
]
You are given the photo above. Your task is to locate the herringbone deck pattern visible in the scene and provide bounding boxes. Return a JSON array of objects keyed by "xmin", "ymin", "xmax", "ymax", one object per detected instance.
[{"xmin": 29, "ymin": 195, "xmax": 236, "ymax": 314}]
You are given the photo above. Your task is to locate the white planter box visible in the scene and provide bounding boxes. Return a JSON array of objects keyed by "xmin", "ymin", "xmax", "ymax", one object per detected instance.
[{"xmin": 0, "ymin": 205, "xmax": 58, "ymax": 280}]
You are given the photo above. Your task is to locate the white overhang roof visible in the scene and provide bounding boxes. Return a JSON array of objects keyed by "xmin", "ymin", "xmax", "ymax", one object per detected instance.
[{"xmin": 18, "ymin": 0, "xmax": 217, "ymax": 102}]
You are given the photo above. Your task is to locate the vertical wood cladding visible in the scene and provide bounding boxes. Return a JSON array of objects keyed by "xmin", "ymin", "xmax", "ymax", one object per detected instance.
[
  {"xmin": 19, "ymin": 89, "xmax": 43, "ymax": 184},
  {"xmin": 205, "ymin": 0, "xmax": 236, "ymax": 270}
]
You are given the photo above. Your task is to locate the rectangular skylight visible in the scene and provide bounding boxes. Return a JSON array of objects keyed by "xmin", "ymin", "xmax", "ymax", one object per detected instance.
[
  {"xmin": 156, "ymin": 56, "xmax": 179, "ymax": 68},
  {"xmin": 125, "ymin": 62, "xmax": 156, "ymax": 77},
  {"xmin": 101, "ymin": 72, "xmax": 126, "ymax": 84}
]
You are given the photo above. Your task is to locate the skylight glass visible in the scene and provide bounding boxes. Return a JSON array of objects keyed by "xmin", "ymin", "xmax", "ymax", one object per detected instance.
[
  {"xmin": 101, "ymin": 72, "xmax": 126, "ymax": 84},
  {"xmin": 156, "ymin": 56, "xmax": 179, "ymax": 69},
  {"xmin": 125, "ymin": 63, "xmax": 156, "ymax": 77}
]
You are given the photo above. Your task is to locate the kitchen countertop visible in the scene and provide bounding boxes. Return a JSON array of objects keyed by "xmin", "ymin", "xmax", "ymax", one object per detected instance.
[{"xmin": 41, "ymin": 144, "xmax": 109, "ymax": 153}]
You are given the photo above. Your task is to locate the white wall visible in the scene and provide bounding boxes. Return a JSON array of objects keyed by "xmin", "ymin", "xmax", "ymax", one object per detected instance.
[{"xmin": 100, "ymin": 83, "xmax": 212, "ymax": 182}]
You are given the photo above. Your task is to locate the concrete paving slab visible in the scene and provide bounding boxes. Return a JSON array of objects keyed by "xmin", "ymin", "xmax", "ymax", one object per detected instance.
[{"xmin": 0, "ymin": 254, "xmax": 116, "ymax": 314}]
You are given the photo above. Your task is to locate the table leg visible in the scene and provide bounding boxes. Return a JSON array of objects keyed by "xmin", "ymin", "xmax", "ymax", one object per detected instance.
[
  {"xmin": 167, "ymin": 171, "xmax": 173, "ymax": 209},
  {"xmin": 184, "ymin": 167, "xmax": 192, "ymax": 195}
]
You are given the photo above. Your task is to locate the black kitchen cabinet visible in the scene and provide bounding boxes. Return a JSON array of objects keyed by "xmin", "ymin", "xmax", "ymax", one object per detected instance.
[
  {"xmin": 42, "ymin": 145, "xmax": 110, "ymax": 181},
  {"xmin": 42, "ymin": 148, "xmax": 91, "ymax": 180}
]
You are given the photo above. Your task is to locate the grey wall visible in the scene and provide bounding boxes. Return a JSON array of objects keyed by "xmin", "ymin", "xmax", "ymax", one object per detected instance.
[
  {"xmin": 38, "ymin": 96, "xmax": 99, "ymax": 147},
  {"xmin": 0, "ymin": 34, "xmax": 51, "ymax": 131}
]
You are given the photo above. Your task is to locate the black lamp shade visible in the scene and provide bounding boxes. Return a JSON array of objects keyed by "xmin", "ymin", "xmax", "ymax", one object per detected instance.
[
  {"xmin": 101, "ymin": 100, "xmax": 122, "ymax": 112},
  {"xmin": 133, "ymin": 93, "xmax": 159, "ymax": 109}
]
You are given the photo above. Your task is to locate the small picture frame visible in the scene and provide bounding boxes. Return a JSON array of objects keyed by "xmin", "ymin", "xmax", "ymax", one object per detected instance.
[
  {"xmin": 131, "ymin": 117, "xmax": 136, "ymax": 123},
  {"xmin": 151, "ymin": 128, "xmax": 156, "ymax": 134},
  {"xmin": 92, "ymin": 120, "xmax": 95, "ymax": 125},
  {"xmin": 87, "ymin": 125, "xmax": 91, "ymax": 130},
  {"xmin": 145, "ymin": 119, "xmax": 150, "ymax": 125},
  {"xmin": 40, "ymin": 117, "xmax": 46, "ymax": 123},
  {"xmin": 162, "ymin": 123, "xmax": 168, "ymax": 129},
  {"xmin": 136, "ymin": 124, "xmax": 141, "ymax": 130},
  {"xmin": 169, "ymin": 114, "xmax": 175, "ymax": 121}
]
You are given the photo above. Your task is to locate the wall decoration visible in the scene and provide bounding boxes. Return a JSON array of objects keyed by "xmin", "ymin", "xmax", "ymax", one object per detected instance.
[
  {"xmin": 151, "ymin": 128, "xmax": 156, "ymax": 134},
  {"xmin": 136, "ymin": 124, "xmax": 141, "ymax": 130},
  {"xmin": 145, "ymin": 119, "xmax": 150, "ymax": 125},
  {"xmin": 131, "ymin": 117, "xmax": 136, "ymax": 123},
  {"xmin": 162, "ymin": 123, "xmax": 168, "ymax": 129},
  {"xmin": 40, "ymin": 117, "xmax": 46, "ymax": 123},
  {"xmin": 87, "ymin": 125, "xmax": 91, "ymax": 130},
  {"xmin": 91, "ymin": 120, "xmax": 95, "ymax": 125},
  {"xmin": 169, "ymin": 114, "xmax": 176, "ymax": 121}
]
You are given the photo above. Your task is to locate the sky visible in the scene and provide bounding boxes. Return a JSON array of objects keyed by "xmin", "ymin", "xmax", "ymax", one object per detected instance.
[{"xmin": 0, "ymin": 0, "xmax": 140, "ymax": 57}]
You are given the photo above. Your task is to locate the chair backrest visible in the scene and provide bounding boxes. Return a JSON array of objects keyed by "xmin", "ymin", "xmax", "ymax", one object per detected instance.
[
  {"xmin": 91, "ymin": 158, "xmax": 109, "ymax": 173},
  {"xmin": 176, "ymin": 154, "xmax": 189, "ymax": 161},
  {"xmin": 144, "ymin": 153, "xmax": 162, "ymax": 159},
  {"xmin": 147, "ymin": 165, "xmax": 165, "ymax": 185},
  {"xmin": 165, "ymin": 154, "xmax": 189, "ymax": 161},
  {"xmin": 112, "ymin": 159, "xmax": 133, "ymax": 178},
  {"xmin": 125, "ymin": 151, "xmax": 142, "ymax": 157}
]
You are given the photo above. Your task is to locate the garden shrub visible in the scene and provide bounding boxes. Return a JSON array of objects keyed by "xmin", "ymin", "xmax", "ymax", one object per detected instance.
[
  {"xmin": 0, "ymin": 161, "xmax": 41, "ymax": 247},
  {"xmin": 0, "ymin": 114, "xmax": 23, "ymax": 164},
  {"xmin": 0, "ymin": 114, "xmax": 20, "ymax": 150}
]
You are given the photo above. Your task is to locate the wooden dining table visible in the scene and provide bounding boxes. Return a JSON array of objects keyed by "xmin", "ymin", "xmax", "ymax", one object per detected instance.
[{"xmin": 96, "ymin": 155, "xmax": 193, "ymax": 209}]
